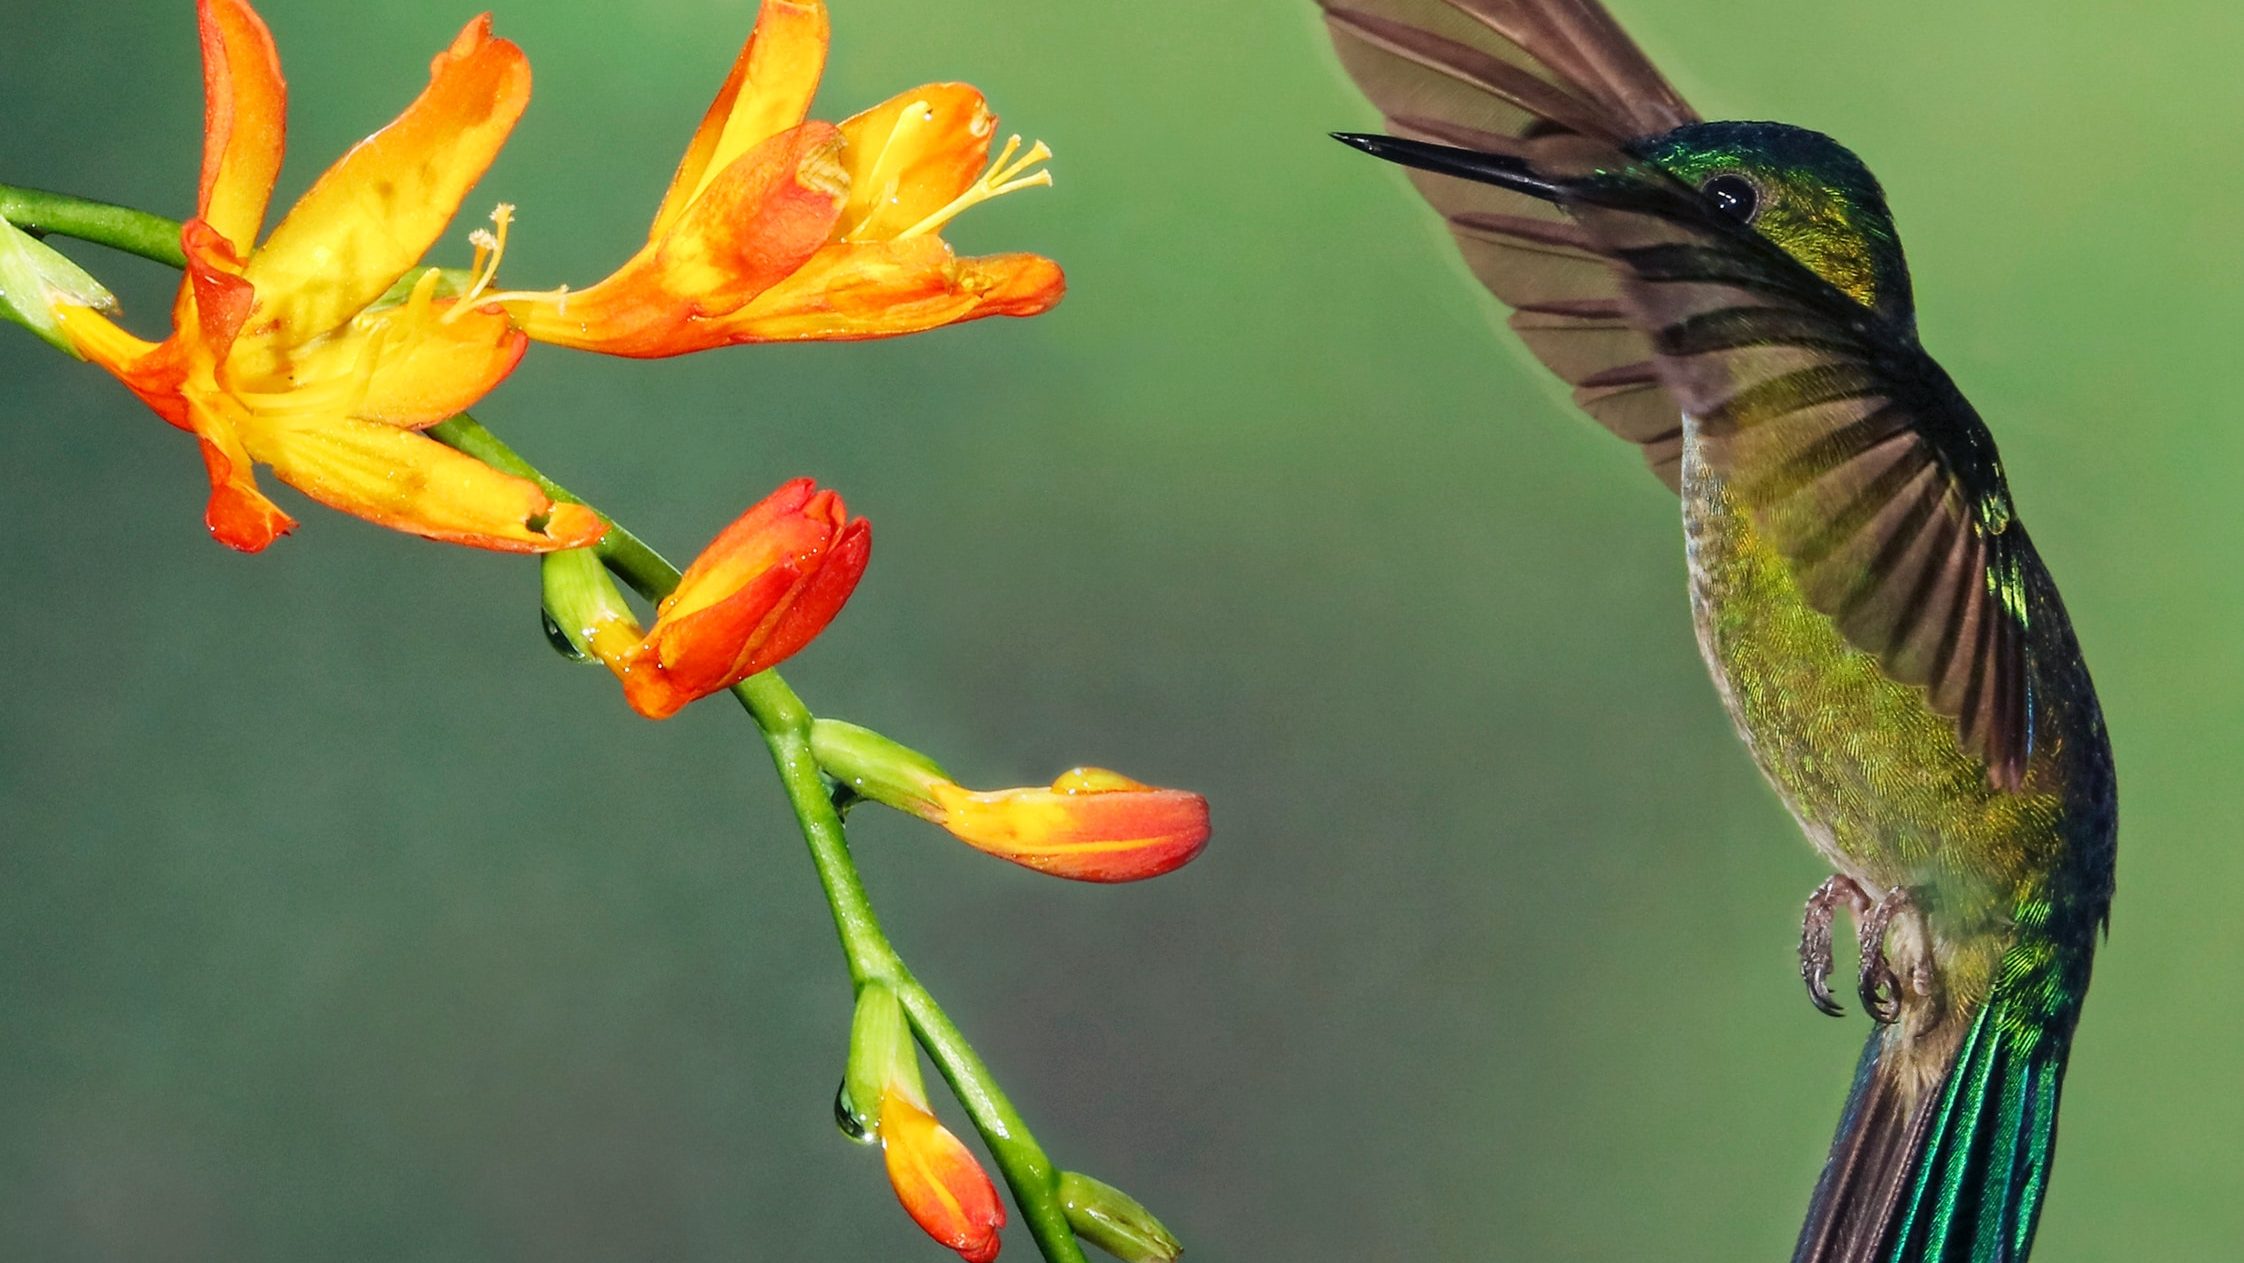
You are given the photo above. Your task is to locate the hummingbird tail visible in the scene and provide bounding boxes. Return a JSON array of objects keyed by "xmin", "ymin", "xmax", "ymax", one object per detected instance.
[{"xmin": 1793, "ymin": 984, "xmax": 2075, "ymax": 1263}]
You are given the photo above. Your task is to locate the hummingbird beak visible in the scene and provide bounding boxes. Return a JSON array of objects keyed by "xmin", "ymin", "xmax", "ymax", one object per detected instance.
[{"xmin": 1330, "ymin": 133, "xmax": 1563, "ymax": 203}]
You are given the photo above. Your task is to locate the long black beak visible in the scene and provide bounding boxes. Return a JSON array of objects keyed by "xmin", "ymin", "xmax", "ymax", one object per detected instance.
[{"xmin": 1330, "ymin": 132, "xmax": 1563, "ymax": 203}]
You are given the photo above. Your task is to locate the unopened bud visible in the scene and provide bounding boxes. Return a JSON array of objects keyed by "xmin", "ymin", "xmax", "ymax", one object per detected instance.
[
  {"xmin": 0, "ymin": 216, "xmax": 117, "ymax": 353},
  {"xmin": 1061, "ymin": 1170, "xmax": 1182, "ymax": 1263}
]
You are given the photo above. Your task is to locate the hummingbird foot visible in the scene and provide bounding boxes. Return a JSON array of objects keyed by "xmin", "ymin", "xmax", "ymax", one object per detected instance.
[
  {"xmin": 1800, "ymin": 875, "xmax": 1875, "ymax": 1018},
  {"xmin": 1857, "ymin": 886, "xmax": 1933, "ymax": 1026}
]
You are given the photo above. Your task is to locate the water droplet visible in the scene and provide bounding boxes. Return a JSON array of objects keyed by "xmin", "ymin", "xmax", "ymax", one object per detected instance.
[
  {"xmin": 540, "ymin": 609, "xmax": 590, "ymax": 662},
  {"xmin": 833, "ymin": 1080, "xmax": 877, "ymax": 1145}
]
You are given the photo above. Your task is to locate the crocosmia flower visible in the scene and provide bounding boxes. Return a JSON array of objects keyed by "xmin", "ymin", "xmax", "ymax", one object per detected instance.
[
  {"xmin": 552, "ymin": 479, "xmax": 870, "ymax": 718},
  {"xmin": 810, "ymin": 721, "xmax": 1211, "ymax": 882},
  {"xmin": 51, "ymin": 0, "xmax": 601, "ymax": 553},
  {"xmin": 506, "ymin": 0, "xmax": 1064, "ymax": 355}
]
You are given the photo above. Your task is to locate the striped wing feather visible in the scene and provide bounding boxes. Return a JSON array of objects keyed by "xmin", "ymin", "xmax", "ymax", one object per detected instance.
[
  {"xmin": 1321, "ymin": 0, "xmax": 1699, "ymax": 486},
  {"xmin": 1572, "ymin": 185, "xmax": 2033, "ymax": 786}
]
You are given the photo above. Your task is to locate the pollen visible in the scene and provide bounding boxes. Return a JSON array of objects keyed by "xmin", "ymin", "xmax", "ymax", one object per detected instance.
[{"xmin": 895, "ymin": 134, "xmax": 1053, "ymax": 241}]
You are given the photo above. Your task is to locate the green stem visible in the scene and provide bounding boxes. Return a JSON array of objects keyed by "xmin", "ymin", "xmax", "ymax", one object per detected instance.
[
  {"xmin": 441, "ymin": 414, "xmax": 1089, "ymax": 1263},
  {"xmin": 0, "ymin": 184, "xmax": 185, "ymax": 267},
  {"xmin": 6, "ymin": 184, "xmax": 1094, "ymax": 1263}
]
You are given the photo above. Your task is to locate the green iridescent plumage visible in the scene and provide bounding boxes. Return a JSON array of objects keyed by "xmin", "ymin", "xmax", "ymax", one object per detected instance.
[{"xmin": 1319, "ymin": 4, "xmax": 2115, "ymax": 1261}]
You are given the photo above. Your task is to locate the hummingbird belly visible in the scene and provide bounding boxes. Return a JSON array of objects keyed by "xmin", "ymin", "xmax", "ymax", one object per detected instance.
[{"xmin": 1676, "ymin": 428, "xmax": 2059, "ymax": 963}]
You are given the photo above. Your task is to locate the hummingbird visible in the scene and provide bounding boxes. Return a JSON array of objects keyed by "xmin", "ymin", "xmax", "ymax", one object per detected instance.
[{"xmin": 1319, "ymin": 3, "xmax": 2116, "ymax": 1261}]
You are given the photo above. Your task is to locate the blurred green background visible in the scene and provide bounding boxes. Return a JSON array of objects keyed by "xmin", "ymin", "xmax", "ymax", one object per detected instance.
[{"xmin": 3, "ymin": 1, "xmax": 2239, "ymax": 1258}]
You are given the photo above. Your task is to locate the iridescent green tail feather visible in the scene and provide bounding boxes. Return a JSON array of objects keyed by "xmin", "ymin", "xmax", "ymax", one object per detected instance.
[{"xmin": 1794, "ymin": 983, "xmax": 2074, "ymax": 1263}]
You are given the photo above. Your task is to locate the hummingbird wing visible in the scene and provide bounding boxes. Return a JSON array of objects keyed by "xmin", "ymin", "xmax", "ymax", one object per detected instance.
[
  {"xmin": 1320, "ymin": 0, "xmax": 1701, "ymax": 487},
  {"xmin": 1566, "ymin": 172, "xmax": 2035, "ymax": 788}
]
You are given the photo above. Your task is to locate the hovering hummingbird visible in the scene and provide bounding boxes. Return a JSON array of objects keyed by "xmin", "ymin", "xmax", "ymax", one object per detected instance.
[{"xmin": 1319, "ymin": 4, "xmax": 2116, "ymax": 1260}]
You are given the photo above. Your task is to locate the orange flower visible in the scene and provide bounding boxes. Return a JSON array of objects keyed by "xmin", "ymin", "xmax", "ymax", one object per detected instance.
[
  {"xmin": 882, "ymin": 1086, "xmax": 1007, "ymax": 1263},
  {"xmin": 810, "ymin": 721, "xmax": 1211, "ymax": 882},
  {"xmin": 51, "ymin": 0, "xmax": 600, "ymax": 553},
  {"xmin": 507, "ymin": 0, "xmax": 1064, "ymax": 356},
  {"xmin": 549, "ymin": 479, "xmax": 869, "ymax": 718}
]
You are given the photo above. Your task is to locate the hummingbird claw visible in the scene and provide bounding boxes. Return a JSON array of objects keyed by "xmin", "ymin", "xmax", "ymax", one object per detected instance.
[
  {"xmin": 1800, "ymin": 875, "xmax": 1873, "ymax": 1019},
  {"xmin": 1856, "ymin": 886, "xmax": 1922, "ymax": 1027}
]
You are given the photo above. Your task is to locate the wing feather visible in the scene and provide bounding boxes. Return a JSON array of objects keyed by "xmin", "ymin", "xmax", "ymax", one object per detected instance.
[{"xmin": 1322, "ymin": 0, "xmax": 1700, "ymax": 488}]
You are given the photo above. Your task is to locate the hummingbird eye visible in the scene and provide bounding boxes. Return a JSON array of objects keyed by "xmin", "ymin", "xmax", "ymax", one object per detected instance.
[{"xmin": 1700, "ymin": 173, "xmax": 1760, "ymax": 223}]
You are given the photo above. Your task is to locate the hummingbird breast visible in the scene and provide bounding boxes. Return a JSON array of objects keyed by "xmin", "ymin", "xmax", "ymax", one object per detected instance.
[{"xmin": 1676, "ymin": 426, "xmax": 2092, "ymax": 1002}]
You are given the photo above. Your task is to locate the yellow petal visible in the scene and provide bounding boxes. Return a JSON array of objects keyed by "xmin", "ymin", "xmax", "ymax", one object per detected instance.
[
  {"xmin": 193, "ymin": 0, "xmax": 287, "ymax": 252},
  {"xmin": 240, "ymin": 411, "xmax": 605, "ymax": 552},
  {"xmin": 270, "ymin": 289, "xmax": 527, "ymax": 429},
  {"xmin": 648, "ymin": 0, "xmax": 830, "ymax": 242},
  {"xmin": 834, "ymin": 83, "xmax": 994, "ymax": 241},
  {"xmin": 242, "ymin": 15, "xmax": 529, "ymax": 349}
]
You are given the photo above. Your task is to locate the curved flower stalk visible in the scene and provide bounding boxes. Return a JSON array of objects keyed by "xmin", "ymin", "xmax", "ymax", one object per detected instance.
[
  {"xmin": 504, "ymin": 0, "xmax": 1064, "ymax": 355},
  {"xmin": 5, "ymin": 3, "xmax": 1174, "ymax": 1260},
  {"xmin": 52, "ymin": 0, "xmax": 599, "ymax": 553}
]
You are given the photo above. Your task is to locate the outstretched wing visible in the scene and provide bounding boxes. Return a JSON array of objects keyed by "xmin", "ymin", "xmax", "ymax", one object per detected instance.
[
  {"xmin": 1565, "ymin": 171, "xmax": 2035, "ymax": 786},
  {"xmin": 1321, "ymin": 0, "xmax": 1701, "ymax": 487}
]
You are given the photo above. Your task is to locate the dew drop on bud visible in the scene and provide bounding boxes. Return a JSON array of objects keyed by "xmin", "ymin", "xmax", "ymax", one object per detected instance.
[
  {"xmin": 833, "ymin": 1080, "xmax": 877, "ymax": 1145},
  {"xmin": 540, "ymin": 609, "xmax": 590, "ymax": 662}
]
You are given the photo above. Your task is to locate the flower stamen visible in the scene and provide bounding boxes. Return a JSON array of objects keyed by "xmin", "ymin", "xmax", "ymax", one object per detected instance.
[{"xmin": 895, "ymin": 135, "xmax": 1053, "ymax": 241}]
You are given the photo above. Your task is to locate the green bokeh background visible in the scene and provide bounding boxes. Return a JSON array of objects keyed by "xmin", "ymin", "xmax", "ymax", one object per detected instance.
[{"xmin": 4, "ymin": 1, "xmax": 2238, "ymax": 1258}]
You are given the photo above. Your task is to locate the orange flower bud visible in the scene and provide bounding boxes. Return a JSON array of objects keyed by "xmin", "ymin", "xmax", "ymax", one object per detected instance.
[
  {"xmin": 547, "ymin": 479, "xmax": 869, "ymax": 718},
  {"xmin": 928, "ymin": 769, "xmax": 1210, "ymax": 883},
  {"xmin": 808, "ymin": 722, "xmax": 1210, "ymax": 883},
  {"xmin": 881, "ymin": 1087, "xmax": 1006, "ymax": 1263}
]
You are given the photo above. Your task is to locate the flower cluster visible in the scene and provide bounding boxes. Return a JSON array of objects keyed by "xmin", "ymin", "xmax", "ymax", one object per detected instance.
[
  {"xmin": 10, "ymin": 5, "xmax": 1208, "ymax": 1259},
  {"xmin": 47, "ymin": 0, "xmax": 1060, "ymax": 553}
]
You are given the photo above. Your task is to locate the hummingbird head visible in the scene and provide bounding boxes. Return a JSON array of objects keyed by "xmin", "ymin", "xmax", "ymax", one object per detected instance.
[
  {"xmin": 1630, "ymin": 121, "xmax": 1914, "ymax": 325},
  {"xmin": 1333, "ymin": 121, "xmax": 1916, "ymax": 327}
]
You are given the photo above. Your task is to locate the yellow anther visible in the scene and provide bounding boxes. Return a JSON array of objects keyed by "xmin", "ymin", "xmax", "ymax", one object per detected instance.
[{"xmin": 895, "ymin": 134, "xmax": 1053, "ymax": 241}]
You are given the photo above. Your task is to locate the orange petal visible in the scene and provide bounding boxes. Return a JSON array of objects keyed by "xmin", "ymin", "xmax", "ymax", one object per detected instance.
[
  {"xmin": 659, "ymin": 478, "xmax": 826, "ymax": 622},
  {"xmin": 240, "ymin": 411, "xmax": 605, "ymax": 552},
  {"xmin": 929, "ymin": 772, "xmax": 1211, "ymax": 883},
  {"xmin": 648, "ymin": 0, "xmax": 830, "ymax": 243},
  {"xmin": 243, "ymin": 15, "xmax": 529, "ymax": 349},
  {"xmin": 188, "ymin": 390, "xmax": 297, "ymax": 551},
  {"xmin": 194, "ymin": 0, "xmax": 286, "ymax": 252},
  {"xmin": 513, "ymin": 124, "xmax": 848, "ymax": 357},
  {"xmin": 180, "ymin": 219, "xmax": 255, "ymax": 359},
  {"xmin": 835, "ymin": 84, "xmax": 995, "ymax": 241},
  {"xmin": 52, "ymin": 304, "xmax": 183, "ymax": 426},
  {"xmin": 714, "ymin": 239, "xmax": 1064, "ymax": 343},
  {"xmin": 739, "ymin": 515, "xmax": 868, "ymax": 674},
  {"xmin": 880, "ymin": 1091, "xmax": 1005, "ymax": 1263}
]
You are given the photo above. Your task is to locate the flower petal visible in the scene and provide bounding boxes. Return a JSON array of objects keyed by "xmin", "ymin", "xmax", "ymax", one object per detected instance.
[
  {"xmin": 713, "ymin": 238, "xmax": 1064, "ymax": 343},
  {"xmin": 243, "ymin": 15, "xmax": 529, "ymax": 349},
  {"xmin": 513, "ymin": 124, "xmax": 848, "ymax": 357},
  {"xmin": 194, "ymin": 0, "xmax": 287, "ymax": 252},
  {"xmin": 271, "ymin": 285, "xmax": 527, "ymax": 429},
  {"xmin": 188, "ymin": 390, "xmax": 297, "ymax": 552},
  {"xmin": 880, "ymin": 1091, "xmax": 1005, "ymax": 1263},
  {"xmin": 739, "ymin": 515, "xmax": 868, "ymax": 673},
  {"xmin": 834, "ymin": 84, "xmax": 995, "ymax": 241},
  {"xmin": 648, "ymin": 0, "xmax": 830, "ymax": 243},
  {"xmin": 240, "ymin": 411, "xmax": 605, "ymax": 552}
]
